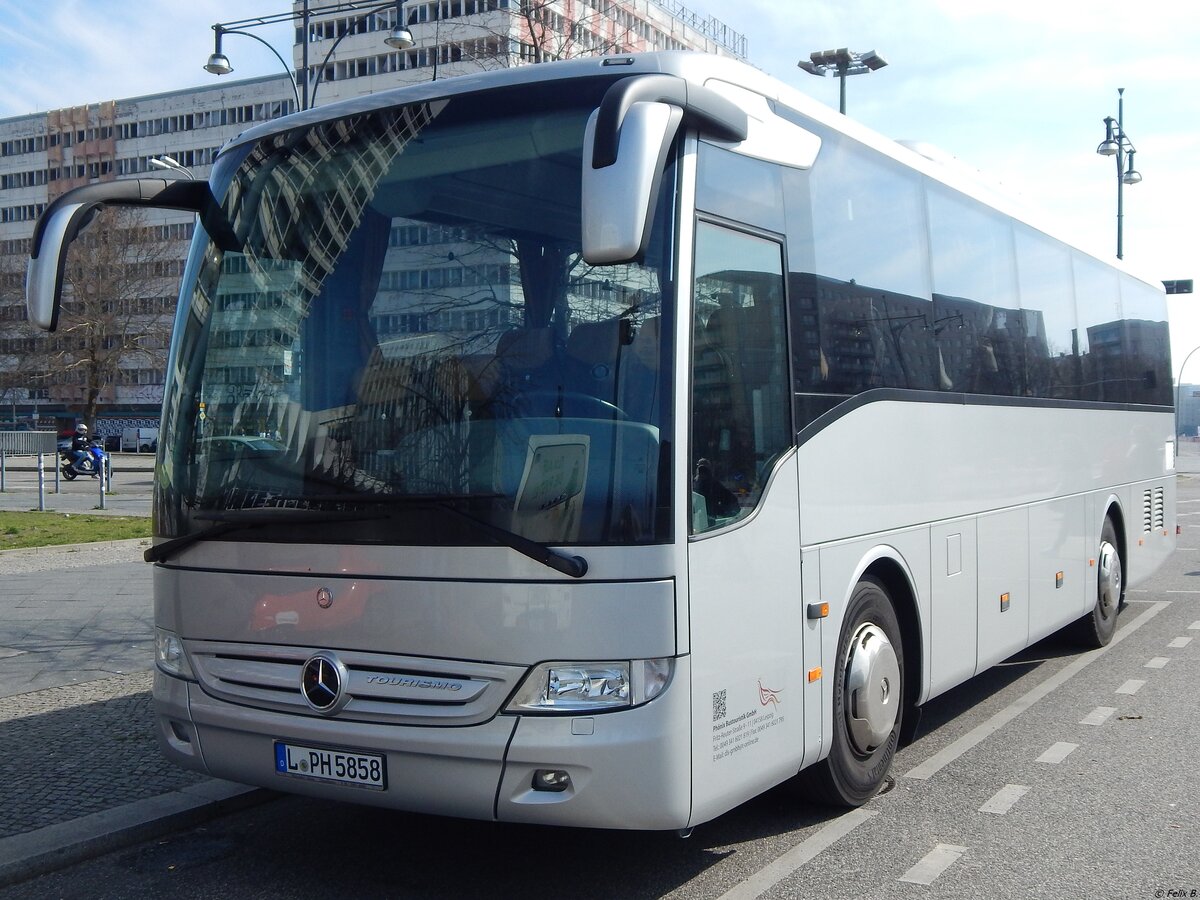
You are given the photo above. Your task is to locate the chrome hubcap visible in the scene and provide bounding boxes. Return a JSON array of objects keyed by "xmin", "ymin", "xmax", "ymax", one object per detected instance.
[
  {"xmin": 1097, "ymin": 540, "xmax": 1122, "ymax": 620},
  {"xmin": 844, "ymin": 622, "xmax": 900, "ymax": 754}
]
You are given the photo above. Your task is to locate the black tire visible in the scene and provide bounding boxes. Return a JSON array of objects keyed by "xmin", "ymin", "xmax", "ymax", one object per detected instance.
[
  {"xmin": 61, "ymin": 466, "xmax": 77, "ymax": 481},
  {"xmin": 1070, "ymin": 518, "xmax": 1123, "ymax": 648},
  {"xmin": 794, "ymin": 575, "xmax": 904, "ymax": 806}
]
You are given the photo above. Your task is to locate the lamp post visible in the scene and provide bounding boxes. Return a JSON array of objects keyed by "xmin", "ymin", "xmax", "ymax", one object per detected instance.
[
  {"xmin": 1095, "ymin": 88, "xmax": 1142, "ymax": 261},
  {"xmin": 204, "ymin": 0, "xmax": 414, "ymax": 111},
  {"xmin": 798, "ymin": 48, "xmax": 888, "ymax": 114}
]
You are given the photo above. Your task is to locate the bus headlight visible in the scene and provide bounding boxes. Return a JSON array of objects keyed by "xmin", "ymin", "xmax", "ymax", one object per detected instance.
[
  {"xmin": 506, "ymin": 658, "xmax": 672, "ymax": 713},
  {"xmin": 155, "ymin": 628, "xmax": 196, "ymax": 680}
]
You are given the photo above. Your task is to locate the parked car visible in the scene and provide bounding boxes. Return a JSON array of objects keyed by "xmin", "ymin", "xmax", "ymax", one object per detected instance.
[{"xmin": 200, "ymin": 436, "xmax": 287, "ymax": 461}]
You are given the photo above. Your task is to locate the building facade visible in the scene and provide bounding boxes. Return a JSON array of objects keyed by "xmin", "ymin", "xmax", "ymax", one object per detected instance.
[{"xmin": 0, "ymin": 0, "xmax": 743, "ymax": 431}]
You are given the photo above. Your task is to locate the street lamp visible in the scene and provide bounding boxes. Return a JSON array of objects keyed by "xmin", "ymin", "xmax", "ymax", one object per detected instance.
[
  {"xmin": 798, "ymin": 48, "xmax": 888, "ymax": 114},
  {"xmin": 204, "ymin": 1, "xmax": 414, "ymax": 111},
  {"xmin": 148, "ymin": 155, "xmax": 196, "ymax": 180},
  {"xmin": 1095, "ymin": 88, "xmax": 1142, "ymax": 260}
]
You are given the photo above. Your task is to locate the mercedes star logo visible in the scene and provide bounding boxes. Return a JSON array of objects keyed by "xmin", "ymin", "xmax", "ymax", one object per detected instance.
[{"xmin": 301, "ymin": 653, "xmax": 347, "ymax": 713}]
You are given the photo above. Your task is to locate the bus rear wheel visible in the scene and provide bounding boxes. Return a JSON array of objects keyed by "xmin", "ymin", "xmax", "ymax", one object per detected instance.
[
  {"xmin": 1071, "ymin": 518, "xmax": 1123, "ymax": 648},
  {"xmin": 795, "ymin": 575, "xmax": 904, "ymax": 806}
]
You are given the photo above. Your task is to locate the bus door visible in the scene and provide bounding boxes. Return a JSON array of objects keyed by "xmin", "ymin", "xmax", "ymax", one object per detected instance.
[{"xmin": 685, "ymin": 211, "xmax": 808, "ymax": 823}]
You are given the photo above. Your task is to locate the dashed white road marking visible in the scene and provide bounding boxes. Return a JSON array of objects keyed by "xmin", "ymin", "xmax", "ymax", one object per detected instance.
[
  {"xmin": 979, "ymin": 784, "xmax": 1029, "ymax": 815},
  {"xmin": 715, "ymin": 808, "xmax": 877, "ymax": 900},
  {"xmin": 1145, "ymin": 657, "xmax": 1170, "ymax": 669},
  {"xmin": 1116, "ymin": 679, "xmax": 1146, "ymax": 695},
  {"xmin": 1037, "ymin": 742, "xmax": 1078, "ymax": 764},
  {"xmin": 1079, "ymin": 706, "xmax": 1117, "ymax": 726},
  {"xmin": 1169, "ymin": 636, "xmax": 1193, "ymax": 648},
  {"xmin": 1189, "ymin": 621, "xmax": 1200, "ymax": 631},
  {"xmin": 899, "ymin": 844, "xmax": 968, "ymax": 885},
  {"xmin": 903, "ymin": 602, "xmax": 1166, "ymax": 781}
]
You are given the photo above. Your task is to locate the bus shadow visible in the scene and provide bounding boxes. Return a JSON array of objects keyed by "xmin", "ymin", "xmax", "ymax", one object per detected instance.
[
  {"xmin": 0, "ymin": 687, "xmax": 207, "ymax": 840},
  {"xmin": 905, "ymin": 626, "xmax": 1087, "ymax": 746}
]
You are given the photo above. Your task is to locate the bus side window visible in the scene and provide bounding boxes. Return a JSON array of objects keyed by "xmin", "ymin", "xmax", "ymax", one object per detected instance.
[{"xmin": 690, "ymin": 221, "xmax": 791, "ymax": 535}]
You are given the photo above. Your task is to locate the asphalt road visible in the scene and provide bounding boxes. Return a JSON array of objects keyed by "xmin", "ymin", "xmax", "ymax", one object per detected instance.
[{"xmin": 3, "ymin": 477, "xmax": 1199, "ymax": 899}]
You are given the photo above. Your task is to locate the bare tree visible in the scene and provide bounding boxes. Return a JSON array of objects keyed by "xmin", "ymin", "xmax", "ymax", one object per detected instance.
[
  {"xmin": 43, "ymin": 207, "xmax": 178, "ymax": 431},
  {"xmin": 0, "ymin": 242, "xmax": 40, "ymax": 426}
]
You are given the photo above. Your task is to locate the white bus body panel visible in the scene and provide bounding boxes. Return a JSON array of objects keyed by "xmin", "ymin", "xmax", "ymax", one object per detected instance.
[
  {"xmin": 798, "ymin": 400, "xmax": 1170, "ymax": 547},
  {"xmin": 797, "ymin": 399, "xmax": 1175, "ymax": 708}
]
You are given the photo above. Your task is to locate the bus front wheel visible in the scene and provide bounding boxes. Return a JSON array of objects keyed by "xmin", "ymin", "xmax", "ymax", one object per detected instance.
[
  {"xmin": 796, "ymin": 575, "xmax": 904, "ymax": 806},
  {"xmin": 1071, "ymin": 518, "xmax": 1123, "ymax": 648}
]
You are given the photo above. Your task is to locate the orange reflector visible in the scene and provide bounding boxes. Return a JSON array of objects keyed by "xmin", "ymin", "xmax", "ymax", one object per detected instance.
[
  {"xmin": 1000, "ymin": 592, "xmax": 1010, "ymax": 612},
  {"xmin": 1138, "ymin": 538, "xmax": 1145, "ymax": 546},
  {"xmin": 1089, "ymin": 558, "xmax": 1096, "ymax": 567},
  {"xmin": 1055, "ymin": 572, "xmax": 1064, "ymax": 589},
  {"xmin": 807, "ymin": 602, "xmax": 830, "ymax": 619},
  {"xmin": 807, "ymin": 667, "xmax": 822, "ymax": 683}
]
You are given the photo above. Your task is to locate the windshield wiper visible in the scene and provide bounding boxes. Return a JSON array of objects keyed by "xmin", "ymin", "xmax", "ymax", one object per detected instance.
[
  {"xmin": 427, "ymin": 500, "xmax": 589, "ymax": 579},
  {"xmin": 146, "ymin": 496, "xmax": 589, "ymax": 578},
  {"xmin": 144, "ymin": 508, "xmax": 388, "ymax": 563}
]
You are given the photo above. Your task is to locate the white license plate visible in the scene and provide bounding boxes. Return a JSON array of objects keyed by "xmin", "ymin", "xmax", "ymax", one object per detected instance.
[{"xmin": 274, "ymin": 741, "xmax": 386, "ymax": 790}]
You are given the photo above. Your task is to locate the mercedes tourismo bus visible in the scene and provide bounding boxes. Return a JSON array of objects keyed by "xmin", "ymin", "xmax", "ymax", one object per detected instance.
[{"xmin": 26, "ymin": 52, "xmax": 1175, "ymax": 830}]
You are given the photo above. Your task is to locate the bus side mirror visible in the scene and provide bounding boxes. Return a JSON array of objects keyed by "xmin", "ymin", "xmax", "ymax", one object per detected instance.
[
  {"xmin": 581, "ymin": 74, "xmax": 748, "ymax": 266},
  {"xmin": 581, "ymin": 100, "xmax": 682, "ymax": 265},
  {"xmin": 25, "ymin": 200, "xmax": 105, "ymax": 331},
  {"xmin": 26, "ymin": 179, "xmax": 215, "ymax": 332}
]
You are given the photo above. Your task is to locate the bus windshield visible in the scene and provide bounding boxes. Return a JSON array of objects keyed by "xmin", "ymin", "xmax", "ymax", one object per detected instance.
[{"xmin": 157, "ymin": 83, "xmax": 676, "ymax": 550}]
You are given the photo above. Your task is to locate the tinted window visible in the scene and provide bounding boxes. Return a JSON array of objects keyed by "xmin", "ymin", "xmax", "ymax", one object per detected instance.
[
  {"xmin": 1014, "ymin": 225, "xmax": 1078, "ymax": 399},
  {"xmin": 927, "ymin": 186, "xmax": 1021, "ymax": 395},
  {"xmin": 690, "ymin": 222, "xmax": 790, "ymax": 535},
  {"xmin": 1118, "ymin": 276, "xmax": 1172, "ymax": 405},
  {"xmin": 697, "ymin": 142, "xmax": 785, "ymax": 233},
  {"xmin": 1074, "ymin": 253, "xmax": 1125, "ymax": 401},
  {"xmin": 799, "ymin": 134, "xmax": 937, "ymax": 404}
]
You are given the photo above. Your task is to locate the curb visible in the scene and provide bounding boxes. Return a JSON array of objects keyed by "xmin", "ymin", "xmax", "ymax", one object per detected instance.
[
  {"xmin": 0, "ymin": 536, "xmax": 152, "ymax": 557},
  {"xmin": 0, "ymin": 782, "xmax": 271, "ymax": 889}
]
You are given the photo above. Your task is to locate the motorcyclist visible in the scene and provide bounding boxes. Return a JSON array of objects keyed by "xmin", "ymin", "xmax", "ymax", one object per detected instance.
[{"xmin": 69, "ymin": 424, "xmax": 91, "ymax": 472}]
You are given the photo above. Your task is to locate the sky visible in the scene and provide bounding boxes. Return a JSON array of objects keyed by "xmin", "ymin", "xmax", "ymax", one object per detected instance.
[{"xmin": 1, "ymin": 0, "xmax": 1197, "ymax": 373}]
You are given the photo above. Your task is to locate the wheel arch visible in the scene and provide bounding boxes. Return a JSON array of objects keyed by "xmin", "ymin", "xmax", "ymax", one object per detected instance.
[
  {"xmin": 1102, "ymin": 496, "xmax": 1127, "ymax": 568},
  {"xmin": 1100, "ymin": 495, "xmax": 1127, "ymax": 607}
]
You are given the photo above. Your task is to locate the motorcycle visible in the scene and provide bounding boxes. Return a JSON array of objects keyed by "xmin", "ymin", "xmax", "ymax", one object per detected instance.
[{"xmin": 60, "ymin": 437, "xmax": 110, "ymax": 480}]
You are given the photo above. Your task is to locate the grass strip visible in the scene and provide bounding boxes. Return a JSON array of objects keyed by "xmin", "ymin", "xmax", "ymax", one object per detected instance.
[{"xmin": 0, "ymin": 510, "xmax": 151, "ymax": 550}]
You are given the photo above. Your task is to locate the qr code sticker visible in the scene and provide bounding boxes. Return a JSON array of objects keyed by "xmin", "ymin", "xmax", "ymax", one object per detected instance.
[{"xmin": 712, "ymin": 689, "xmax": 727, "ymax": 722}]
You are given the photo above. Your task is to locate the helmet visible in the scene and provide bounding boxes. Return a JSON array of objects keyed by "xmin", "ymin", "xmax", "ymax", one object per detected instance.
[{"xmin": 76, "ymin": 424, "xmax": 87, "ymax": 433}]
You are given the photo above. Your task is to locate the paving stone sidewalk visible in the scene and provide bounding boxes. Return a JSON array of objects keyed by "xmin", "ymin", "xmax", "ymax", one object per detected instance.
[
  {"xmin": 0, "ymin": 673, "xmax": 208, "ymax": 840},
  {"xmin": 0, "ymin": 539, "xmax": 262, "ymax": 888}
]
